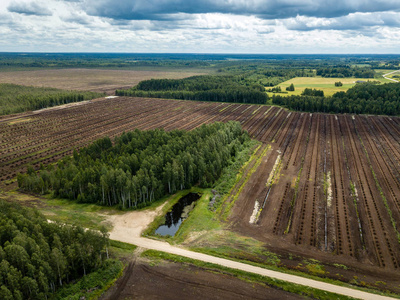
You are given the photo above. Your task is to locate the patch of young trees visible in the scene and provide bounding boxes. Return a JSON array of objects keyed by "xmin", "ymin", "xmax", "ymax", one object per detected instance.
[
  {"xmin": 116, "ymin": 76, "xmax": 268, "ymax": 104},
  {"xmin": 301, "ymin": 88, "xmax": 324, "ymax": 97},
  {"xmin": 267, "ymin": 86, "xmax": 282, "ymax": 93},
  {"xmin": 0, "ymin": 84, "xmax": 103, "ymax": 115},
  {"xmin": 17, "ymin": 122, "xmax": 250, "ymax": 209},
  {"xmin": 272, "ymin": 82, "xmax": 400, "ymax": 115},
  {"xmin": 0, "ymin": 201, "xmax": 109, "ymax": 300},
  {"xmin": 335, "ymin": 82, "xmax": 343, "ymax": 87}
]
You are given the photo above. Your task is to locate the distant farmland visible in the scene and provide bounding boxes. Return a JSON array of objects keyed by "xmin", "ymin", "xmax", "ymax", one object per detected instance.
[
  {"xmin": 1, "ymin": 96, "xmax": 400, "ymax": 277},
  {"xmin": 274, "ymin": 76, "xmax": 385, "ymax": 96},
  {"xmin": 0, "ymin": 68, "xmax": 212, "ymax": 95}
]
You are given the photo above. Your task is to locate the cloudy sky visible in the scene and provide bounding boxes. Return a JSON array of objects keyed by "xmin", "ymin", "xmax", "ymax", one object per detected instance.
[{"xmin": 1, "ymin": 0, "xmax": 400, "ymax": 53}]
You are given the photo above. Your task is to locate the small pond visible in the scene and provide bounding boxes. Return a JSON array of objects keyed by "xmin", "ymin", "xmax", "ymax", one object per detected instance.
[{"xmin": 155, "ymin": 193, "xmax": 200, "ymax": 236}]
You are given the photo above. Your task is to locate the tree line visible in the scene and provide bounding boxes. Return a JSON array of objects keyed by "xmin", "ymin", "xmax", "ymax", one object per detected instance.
[
  {"xmin": 316, "ymin": 67, "xmax": 374, "ymax": 78},
  {"xmin": 116, "ymin": 76, "xmax": 268, "ymax": 104},
  {"xmin": 18, "ymin": 122, "xmax": 251, "ymax": 209},
  {"xmin": 272, "ymin": 82, "xmax": 400, "ymax": 115},
  {"xmin": 0, "ymin": 201, "xmax": 109, "ymax": 300},
  {"xmin": 0, "ymin": 84, "xmax": 103, "ymax": 115},
  {"xmin": 217, "ymin": 64, "xmax": 314, "ymax": 87},
  {"xmin": 301, "ymin": 88, "xmax": 324, "ymax": 97}
]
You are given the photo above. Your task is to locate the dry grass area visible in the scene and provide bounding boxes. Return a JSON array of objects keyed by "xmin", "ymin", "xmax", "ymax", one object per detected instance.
[{"xmin": 0, "ymin": 68, "xmax": 211, "ymax": 95}]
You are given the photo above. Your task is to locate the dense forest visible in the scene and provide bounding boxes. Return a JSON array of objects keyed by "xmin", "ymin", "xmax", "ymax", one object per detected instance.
[
  {"xmin": 301, "ymin": 88, "xmax": 324, "ymax": 97},
  {"xmin": 217, "ymin": 63, "xmax": 315, "ymax": 87},
  {"xmin": 0, "ymin": 201, "xmax": 109, "ymax": 300},
  {"xmin": 0, "ymin": 84, "xmax": 103, "ymax": 115},
  {"xmin": 116, "ymin": 76, "xmax": 268, "ymax": 104},
  {"xmin": 272, "ymin": 82, "xmax": 400, "ymax": 115},
  {"xmin": 18, "ymin": 122, "xmax": 251, "ymax": 209},
  {"xmin": 316, "ymin": 66, "xmax": 374, "ymax": 78}
]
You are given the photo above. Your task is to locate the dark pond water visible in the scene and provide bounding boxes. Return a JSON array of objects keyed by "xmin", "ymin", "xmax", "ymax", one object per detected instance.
[{"xmin": 155, "ymin": 193, "xmax": 200, "ymax": 236}]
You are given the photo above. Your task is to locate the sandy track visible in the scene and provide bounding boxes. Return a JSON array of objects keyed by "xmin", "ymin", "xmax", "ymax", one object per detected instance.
[
  {"xmin": 383, "ymin": 70, "xmax": 400, "ymax": 82},
  {"xmin": 105, "ymin": 202, "xmax": 166, "ymax": 239}
]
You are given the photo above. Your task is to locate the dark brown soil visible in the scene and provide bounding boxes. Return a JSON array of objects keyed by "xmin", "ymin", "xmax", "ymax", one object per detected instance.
[{"xmin": 101, "ymin": 258, "xmax": 303, "ymax": 300}]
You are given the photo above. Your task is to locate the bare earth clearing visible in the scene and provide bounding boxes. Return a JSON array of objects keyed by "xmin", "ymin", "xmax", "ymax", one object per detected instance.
[
  {"xmin": 101, "ymin": 257, "xmax": 303, "ymax": 300},
  {"xmin": 0, "ymin": 68, "xmax": 210, "ymax": 95},
  {"xmin": 105, "ymin": 202, "xmax": 167, "ymax": 239},
  {"xmin": 2, "ymin": 96, "xmax": 400, "ymax": 295}
]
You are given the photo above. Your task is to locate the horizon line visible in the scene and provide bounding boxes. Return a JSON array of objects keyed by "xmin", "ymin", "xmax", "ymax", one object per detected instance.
[{"xmin": 0, "ymin": 52, "xmax": 399, "ymax": 56}]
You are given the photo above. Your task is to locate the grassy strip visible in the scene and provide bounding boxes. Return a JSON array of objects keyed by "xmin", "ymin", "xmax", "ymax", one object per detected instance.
[
  {"xmin": 219, "ymin": 104, "xmax": 232, "ymax": 112},
  {"xmin": 213, "ymin": 139, "xmax": 260, "ymax": 197},
  {"xmin": 171, "ymin": 189, "xmax": 220, "ymax": 244},
  {"xmin": 189, "ymin": 230, "xmax": 281, "ymax": 266},
  {"xmin": 268, "ymin": 155, "xmax": 282, "ymax": 187},
  {"xmin": 219, "ymin": 143, "xmax": 270, "ymax": 220},
  {"xmin": 55, "ymin": 259, "xmax": 124, "ymax": 300},
  {"xmin": 108, "ymin": 240, "xmax": 138, "ymax": 261},
  {"xmin": 141, "ymin": 249, "xmax": 354, "ymax": 300},
  {"xmin": 110, "ymin": 240, "xmax": 137, "ymax": 252}
]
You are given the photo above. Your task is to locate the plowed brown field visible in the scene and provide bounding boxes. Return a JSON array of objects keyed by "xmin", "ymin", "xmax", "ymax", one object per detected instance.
[
  {"xmin": 2, "ymin": 96, "xmax": 400, "ymax": 280},
  {"xmin": 100, "ymin": 258, "xmax": 303, "ymax": 300},
  {"xmin": 0, "ymin": 69, "xmax": 210, "ymax": 95}
]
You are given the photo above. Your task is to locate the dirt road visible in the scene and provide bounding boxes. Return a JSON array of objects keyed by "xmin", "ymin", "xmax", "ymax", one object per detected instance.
[
  {"xmin": 107, "ymin": 212, "xmax": 396, "ymax": 300},
  {"xmin": 383, "ymin": 70, "xmax": 400, "ymax": 82}
]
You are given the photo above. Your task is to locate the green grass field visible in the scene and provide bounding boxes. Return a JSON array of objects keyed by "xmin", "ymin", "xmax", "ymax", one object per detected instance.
[
  {"xmin": 269, "ymin": 76, "xmax": 386, "ymax": 97},
  {"xmin": 1, "ymin": 190, "xmax": 117, "ymax": 230}
]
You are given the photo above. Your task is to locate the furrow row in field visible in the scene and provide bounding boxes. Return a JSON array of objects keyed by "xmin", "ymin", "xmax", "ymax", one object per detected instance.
[
  {"xmin": 341, "ymin": 116, "xmax": 392, "ymax": 268},
  {"xmin": 294, "ymin": 114, "xmax": 321, "ymax": 247}
]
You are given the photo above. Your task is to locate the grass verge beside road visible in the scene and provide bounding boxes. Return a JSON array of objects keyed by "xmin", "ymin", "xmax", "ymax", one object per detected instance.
[{"xmin": 141, "ymin": 249, "xmax": 354, "ymax": 300}]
